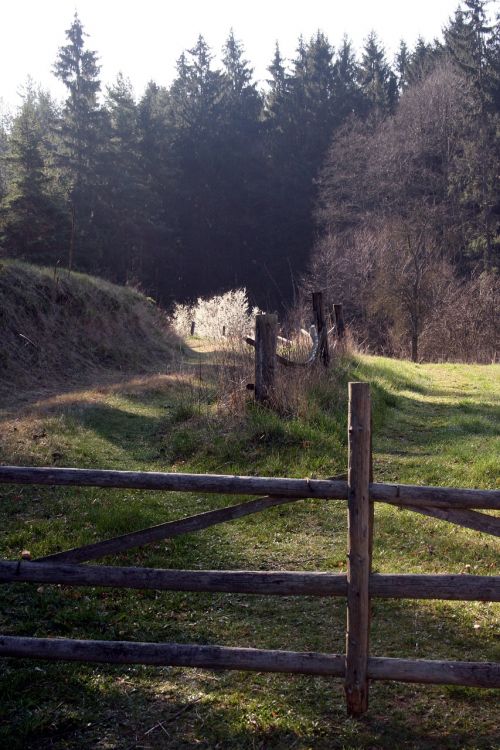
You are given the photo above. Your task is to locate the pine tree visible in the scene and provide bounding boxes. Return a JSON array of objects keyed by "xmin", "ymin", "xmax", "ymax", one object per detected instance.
[
  {"xmin": 168, "ymin": 37, "xmax": 228, "ymax": 298},
  {"xmin": 263, "ymin": 33, "xmax": 341, "ymax": 305},
  {"xmin": 0, "ymin": 104, "xmax": 10, "ymax": 204},
  {"xmin": 100, "ymin": 74, "xmax": 143, "ymax": 280},
  {"xmin": 135, "ymin": 81, "xmax": 177, "ymax": 299},
  {"xmin": 219, "ymin": 31, "xmax": 265, "ymax": 291},
  {"xmin": 358, "ymin": 32, "xmax": 398, "ymax": 116},
  {"xmin": 395, "ymin": 40, "xmax": 410, "ymax": 90},
  {"xmin": 53, "ymin": 13, "xmax": 104, "ymax": 270},
  {"xmin": 0, "ymin": 84, "xmax": 67, "ymax": 260},
  {"xmin": 445, "ymin": 2, "xmax": 500, "ymax": 269},
  {"xmin": 333, "ymin": 36, "xmax": 363, "ymax": 120}
]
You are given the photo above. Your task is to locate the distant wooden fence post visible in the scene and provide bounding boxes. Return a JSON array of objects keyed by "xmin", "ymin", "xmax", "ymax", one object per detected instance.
[
  {"xmin": 334, "ymin": 304, "xmax": 345, "ymax": 340},
  {"xmin": 254, "ymin": 314, "xmax": 277, "ymax": 405},
  {"xmin": 345, "ymin": 382, "xmax": 372, "ymax": 716},
  {"xmin": 190, "ymin": 321, "xmax": 196, "ymax": 336},
  {"xmin": 312, "ymin": 292, "xmax": 330, "ymax": 367}
]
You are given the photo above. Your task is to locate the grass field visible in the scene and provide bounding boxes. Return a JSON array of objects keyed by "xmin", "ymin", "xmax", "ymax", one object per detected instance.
[{"xmin": 0, "ymin": 347, "xmax": 498, "ymax": 749}]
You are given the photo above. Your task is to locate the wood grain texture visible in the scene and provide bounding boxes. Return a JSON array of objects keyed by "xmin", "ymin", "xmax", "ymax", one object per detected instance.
[
  {"xmin": 254, "ymin": 314, "xmax": 277, "ymax": 405},
  {"xmin": 405, "ymin": 504, "xmax": 500, "ymax": 537},
  {"xmin": 0, "ymin": 466, "xmax": 498, "ymax": 509},
  {"xmin": 37, "ymin": 494, "xmax": 308, "ymax": 563},
  {"xmin": 1, "ymin": 562, "xmax": 498, "ymax": 601},
  {"xmin": 312, "ymin": 292, "xmax": 330, "ymax": 366},
  {"xmin": 0, "ymin": 636, "xmax": 497, "ymax": 687},
  {"xmin": 0, "ymin": 635, "xmax": 345, "ymax": 676},
  {"xmin": 345, "ymin": 382, "xmax": 372, "ymax": 716}
]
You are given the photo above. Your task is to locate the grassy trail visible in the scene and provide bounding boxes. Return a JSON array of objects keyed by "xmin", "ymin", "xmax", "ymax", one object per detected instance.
[
  {"xmin": 0, "ymin": 352, "xmax": 498, "ymax": 749},
  {"xmin": 367, "ymin": 359, "xmax": 499, "ymax": 489}
]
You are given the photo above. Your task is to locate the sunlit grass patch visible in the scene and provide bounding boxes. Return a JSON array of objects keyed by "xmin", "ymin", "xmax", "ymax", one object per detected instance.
[{"xmin": 0, "ymin": 352, "xmax": 498, "ymax": 748}]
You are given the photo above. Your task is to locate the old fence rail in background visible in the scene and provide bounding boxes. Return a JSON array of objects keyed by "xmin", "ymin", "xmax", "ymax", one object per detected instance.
[{"xmin": 0, "ymin": 383, "xmax": 499, "ymax": 717}]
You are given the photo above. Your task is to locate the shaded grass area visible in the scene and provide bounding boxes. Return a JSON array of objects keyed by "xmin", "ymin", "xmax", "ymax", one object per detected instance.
[{"xmin": 0, "ymin": 354, "xmax": 498, "ymax": 749}]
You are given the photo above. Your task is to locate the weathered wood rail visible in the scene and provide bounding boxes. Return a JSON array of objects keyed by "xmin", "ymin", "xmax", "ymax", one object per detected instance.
[{"xmin": 0, "ymin": 382, "xmax": 499, "ymax": 717}]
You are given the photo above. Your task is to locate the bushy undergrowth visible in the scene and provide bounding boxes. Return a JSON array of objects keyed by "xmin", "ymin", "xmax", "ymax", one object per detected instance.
[
  {"xmin": 171, "ymin": 288, "xmax": 260, "ymax": 340},
  {"xmin": 0, "ymin": 260, "xmax": 177, "ymax": 404}
]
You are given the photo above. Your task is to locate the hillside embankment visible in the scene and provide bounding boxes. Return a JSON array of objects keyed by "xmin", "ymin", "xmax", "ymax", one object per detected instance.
[{"xmin": 0, "ymin": 260, "xmax": 178, "ymax": 406}]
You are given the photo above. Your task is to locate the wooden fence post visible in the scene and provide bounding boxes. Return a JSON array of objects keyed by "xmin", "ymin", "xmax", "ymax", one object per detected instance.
[
  {"xmin": 190, "ymin": 321, "xmax": 196, "ymax": 336},
  {"xmin": 312, "ymin": 292, "xmax": 330, "ymax": 367},
  {"xmin": 345, "ymin": 382, "xmax": 372, "ymax": 716},
  {"xmin": 334, "ymin": 304, "xmax": 345, "ymax": 340},
  {"xmin": 254, "ymin": 314, "xmax": 277, "ymax": 405}
]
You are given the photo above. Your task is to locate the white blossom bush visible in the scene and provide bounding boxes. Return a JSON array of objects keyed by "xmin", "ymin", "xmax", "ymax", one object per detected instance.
[{"xmin": 171, "ymin": 289, "xmax": 260, "ymax": 340}]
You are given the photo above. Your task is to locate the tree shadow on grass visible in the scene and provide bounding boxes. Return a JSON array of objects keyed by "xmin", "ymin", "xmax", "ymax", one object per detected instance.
[{"xmin": 1, "ymin": 489, "xmax": 498, "ymax": 749}]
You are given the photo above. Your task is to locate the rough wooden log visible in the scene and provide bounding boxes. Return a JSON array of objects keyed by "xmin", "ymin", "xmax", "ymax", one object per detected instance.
[
  {"xmin": 0, "ymin": 465, "xmax": 347, "ymax": 498},
  {"xmin": 370, "ymin": 574, "xmax": 500, "ymax": 601},
  {"xmin": 368, "ymin": 482, "xmax": 499, "ymax": 510},
  {"xmin": 367, "ymin": 657, "xmax": 500, "ymax": 687},
  {"xmin": 345, "ymin": 382, "xmax": 372, "ymax": 716},
  {"xmin": 246, "ymin": 336, "xmax": 319, "ymax": 368},
  {"xmin": 0, "ymin": 467, "xmax": 498, "ymax": 509},
  {"xmin": 334, "ymin": 304, "xmax": 345, "ymax": 340},
  {"xmin": 1, "ymin": 562, "xmax": 498, "ymax": 601},
  {"xmin": 312, "ymin": 292, "xmax": 330, "ymax": 366},
  {"xmin": 0, "ymin": 636, "xmax": 345, "ymax": 676},
  {"xmin": 254, "ymin": 314, "xmax": 277, "ymax": 405},
  {"xmin": 0, "ymin": 561, "xmax": 347, "ymax": 595},
  {"xmin": 0, "ymin": 636, "xmax": 498, "ymax": 687},
  {"xmin": 37, "ymin": 494, "xmax": 309, "ymax": 563},
  {"xmin": 405, "ymin": 505, "xmax": 500, "ymax": 537}
]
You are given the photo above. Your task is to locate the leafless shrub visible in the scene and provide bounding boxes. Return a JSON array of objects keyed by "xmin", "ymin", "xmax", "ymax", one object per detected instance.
[{"xmin": 419, "ymin": 272, "xmax": 499, "ymax": 363}]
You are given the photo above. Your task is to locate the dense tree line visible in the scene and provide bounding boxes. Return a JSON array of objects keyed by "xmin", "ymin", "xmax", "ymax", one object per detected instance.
[
  {"xmin": 0, "ymin": 3, "xmax": 498, "ymax": 338},
  {"xmin": 310, "ymin": 0, "xmax": 499, "ymax": 360}
]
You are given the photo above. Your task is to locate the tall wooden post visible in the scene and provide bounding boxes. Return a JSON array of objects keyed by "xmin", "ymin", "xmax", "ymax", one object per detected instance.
[
  {"xmin": 190, "ymin": 321, "xmax": 196, "ymax": 336},
  {"xmin": 312, "ymin": 292, "xmax": 330, "ymax": 367},
  {"xmin": 254, "ymin": 314, "xmax": 277, "ymax": 405},
  {"xmin": 345, "ymin": 382, "xmax": 372, "ymax": 716},
  {"xmin": 334, "ymin": 303, "xmax": 345, "ymax": 340}
]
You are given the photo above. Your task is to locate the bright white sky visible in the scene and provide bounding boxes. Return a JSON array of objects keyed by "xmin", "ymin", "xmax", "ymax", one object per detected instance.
[{"xmin": 1, "ymin": 0, "xmax": 471, "ymax": 112}]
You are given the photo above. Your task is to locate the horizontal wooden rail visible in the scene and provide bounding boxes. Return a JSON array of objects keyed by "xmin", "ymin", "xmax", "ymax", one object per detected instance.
[
  {"xmin": 369, "ymin": 482, "xmax": 500, "ymax": 510},
  {"xmin": 1, "ymin": 562, "xmax": 498, "ymax": 601},
  {"xmin": 0, "ymin": 465, "xmax": 347, "ymax": 499},
  {"xmin": 245, "ymin": 335, "xmax": 319, "ymax": 368},
  {"xmin": 0, "ymin": 636, "xmax": 498, "ymax": 687},
  {"xmin": 0, "ymin": 636, "xmax": 344, "ymax": 676},
  {"xmin": 0, "ymin": 466, "xmax": 498, "ymax": 509}
]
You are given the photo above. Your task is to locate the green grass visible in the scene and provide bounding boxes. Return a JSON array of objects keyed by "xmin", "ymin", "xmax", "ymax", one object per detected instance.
[{"xmin": 0, "ymin": 354, "xmax": 498, "ymax": 749}]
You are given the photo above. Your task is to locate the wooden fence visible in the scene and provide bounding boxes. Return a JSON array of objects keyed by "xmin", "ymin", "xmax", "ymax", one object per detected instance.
[
  {"xmin": 247, "ymin": 292, "xmax": 340, "ymax": 403},
  {"xmin": 0, "ymin": 383, "xmax": 499, "ymax": 717}
]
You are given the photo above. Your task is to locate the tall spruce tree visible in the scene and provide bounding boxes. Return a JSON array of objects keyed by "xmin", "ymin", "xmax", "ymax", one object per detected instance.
[
  {"xmin": 219, "ymin": 31, "xmax": 265, "ymax": 293},
  {"xmin": 445, "ymin": 1, "xmax": 500, "ymax": 269},
  {"xmin": 358, "ymin": 32, "xmax": 398, "ymax": 116},
  {"xmin": 100, "ymin": 74, "xmax": 143, "ymax": 281},
  {"xmin": 54, "ymin": 13, "xmax": 103, "ymax": 270},
  {"xmin": 333, "ymin": 36, "xmax": 363, "ymax": 118},
  {"xmin": 0, "ymin": 84, "xmax": 66, "ymax": 260},
  {"xmin": 168, "ymin": 37, "xmax": 227, "ymax": 299}
]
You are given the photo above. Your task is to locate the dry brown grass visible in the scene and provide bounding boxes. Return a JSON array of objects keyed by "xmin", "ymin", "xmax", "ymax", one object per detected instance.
[{"xmin": 0, "ymin": 260, "xmax": 179, "ymax": 407}]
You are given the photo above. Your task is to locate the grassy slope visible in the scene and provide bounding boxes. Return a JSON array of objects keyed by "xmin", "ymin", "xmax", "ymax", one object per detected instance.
[
  {"xmin": 0, "ymin": 348, "xmax": 498, "ymax": 749},
  {"xmin": 0, "ymin": 259, "xmax": 178, "ymax": 406}
]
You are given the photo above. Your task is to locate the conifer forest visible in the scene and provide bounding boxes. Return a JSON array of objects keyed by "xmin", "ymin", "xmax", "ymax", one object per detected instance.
[{"xmin": 0, "ymin": 1, "xmax": 498, "ymax": 361}]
